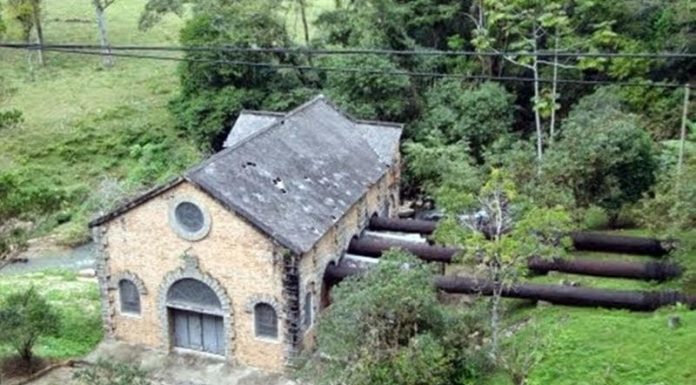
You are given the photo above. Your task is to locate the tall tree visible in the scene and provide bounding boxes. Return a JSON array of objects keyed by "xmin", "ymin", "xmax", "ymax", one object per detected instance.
[
  {"xmin": 435, "ymin": 169, "xmax": 571, "ymax": 360},
  {"xmin": 92, "ymin": 0, "xmax": 117, "ymax": 68},
  {"xmin": 7, "ymin": 0, "xmax": 44, "ymax": 65},
  {"xmin": 470, "ymin": 0, "xmax": 570, "ymax": 167}
]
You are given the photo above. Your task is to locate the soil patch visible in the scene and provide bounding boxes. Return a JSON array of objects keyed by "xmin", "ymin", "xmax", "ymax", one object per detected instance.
[{"xmin": 1, "ymin": 356, "xmax": 50, "ymax": 379}]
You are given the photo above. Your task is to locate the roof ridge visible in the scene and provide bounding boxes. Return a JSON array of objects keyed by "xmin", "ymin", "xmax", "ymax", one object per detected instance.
[
  {"xmin": 187, "ymin": 94, "xmax": 328, "ymax": 177},
  {"xmin": 238, "ymin": 109, "xmax": 286, "ymax": 117}
]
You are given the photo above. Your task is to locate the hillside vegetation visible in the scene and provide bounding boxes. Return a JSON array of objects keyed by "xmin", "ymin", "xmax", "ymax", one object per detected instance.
[{"xmin": 0, "ymin": 0, "xmax": 200, "ymax": 245}]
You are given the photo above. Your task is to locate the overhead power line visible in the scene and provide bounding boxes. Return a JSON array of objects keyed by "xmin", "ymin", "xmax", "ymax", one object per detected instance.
[
  {"xmin": 1, "ymin": 45, "xmax": 691, "ymax": 89},
  {"xmin": 1, "ymin": 42, "xmax": 695, "ymax": 59}
]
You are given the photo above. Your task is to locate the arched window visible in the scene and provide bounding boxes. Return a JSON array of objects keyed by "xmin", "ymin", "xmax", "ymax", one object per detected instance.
[
  {"xmin": 167, "ymin": 278, "xmax": 222, "ymax": 314},
  {"xmin": 119, "ymin": 279, "xmax": 140, "ymax": 314},
  {"xmin": 303, "ymin": 292, "xmax": 313, "ymax": 328},
  {"xmin": 254, "ymin": 303, "xmax": 278, "ymax": 339}
]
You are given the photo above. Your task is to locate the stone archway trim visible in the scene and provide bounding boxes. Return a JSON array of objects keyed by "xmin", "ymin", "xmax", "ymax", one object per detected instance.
[{"xmin": 157, "ymin": 255, "xmax": 234, "ymax": 359}]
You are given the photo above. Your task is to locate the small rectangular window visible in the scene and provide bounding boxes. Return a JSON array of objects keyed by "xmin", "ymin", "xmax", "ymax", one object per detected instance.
[
  {"xmin": 119, "ymin": 280, "xmax": 141, "ymax": 314},
  {"xmin": 303, "ymin": 293, "xmax": 313, "ymax": 328},
  {"xmin": 254, "ymin": 303, "xmax": 278, "ymax": 339}
]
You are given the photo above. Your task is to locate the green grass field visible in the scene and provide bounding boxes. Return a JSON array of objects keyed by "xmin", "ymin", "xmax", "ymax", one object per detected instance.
[
  {"xmin": 0, "ymin": 0, "xmax": 200, "ymax": 245},
  {"xmin": 485, "ymin": 246, "xmax": 696, "ymax": 385},
  {"xmin": 0, "ymin": 271, "xmax": 102, "ymax": 359}
]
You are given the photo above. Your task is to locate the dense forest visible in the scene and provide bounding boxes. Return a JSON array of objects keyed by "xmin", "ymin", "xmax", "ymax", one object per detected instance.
[{"xmin": 0, "ymin": 0, "xmax": 695, "ymax": 384}]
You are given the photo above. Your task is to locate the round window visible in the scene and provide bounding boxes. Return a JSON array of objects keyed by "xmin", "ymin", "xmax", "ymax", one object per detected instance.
[
  {"xmin": 169, "ymin": 198, "xmax": 211, "ymax": 241},
  {"xmin": 175, "ymin": 202, "xmax": 205, "ymax": 233}
]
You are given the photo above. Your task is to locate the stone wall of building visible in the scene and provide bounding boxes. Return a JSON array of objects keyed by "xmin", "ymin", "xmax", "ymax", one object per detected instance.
[
  {"xmin": 297, "ymin": 167, "xmax": 398, "ymax": 349},
  {"xmin": 99, "ymin": 182, "xmax": 287, "ymax": 371},
  {"xmin": 98, "ymin": 159, "xmax": 401, "ymax": 372}
]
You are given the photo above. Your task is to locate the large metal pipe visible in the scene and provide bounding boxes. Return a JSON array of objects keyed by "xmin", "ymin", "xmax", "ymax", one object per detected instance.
[
  {"xmin": 350, "ymin": 236, "xmax": 681, "ymax": 281},
  {"xmin": 528, "ymin": 257, "xmax": 682, "ymax": 281},
  {"xmin": 368, "ymin": 217, "xmax": 672, "ymax": 257},
  {"xmin": 324, "ymin": 263, "xmax": 696, "ymax": 311},
  {"xmin": 569, "ymin": 231, "xmax": 670, "ymax": 257},
  {"xmin": 369, "ymin": 216, "xmax": 438, "ymax": 235},
  {"xmin": 348, "ymin": 236, "xmax": 458, "ymax": 262}
]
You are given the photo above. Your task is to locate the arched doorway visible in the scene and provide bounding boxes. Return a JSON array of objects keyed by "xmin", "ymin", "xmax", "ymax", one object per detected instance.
[{"xmin": 166, "ymin": 278, "xmax": 225, "ymax": 355}]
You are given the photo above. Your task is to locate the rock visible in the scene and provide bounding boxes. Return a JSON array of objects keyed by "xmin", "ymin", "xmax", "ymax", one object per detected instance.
[
  {"xmin": 78, "ymin": 268, "xmax": 96, "ymax": 278},
  {"xmin": 668, "ymin": 315, "xmax": 681, "ymax": 329},
  {"xmin": 537, "ymin": 300, "xmax": 552, "ymax": 308},
  {"xmin": 397, "ymin": 207, "xmax": 415, "ymax": 218}
]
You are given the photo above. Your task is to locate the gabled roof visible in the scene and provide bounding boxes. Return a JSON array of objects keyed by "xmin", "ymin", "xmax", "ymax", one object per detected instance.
[
  {"xmin": 90, "ymin": 95, "xmax": 403, "ymax": 254},
  {"xmin": 222, "ymin": 110, "xmax": 283, "ymax": 148}
]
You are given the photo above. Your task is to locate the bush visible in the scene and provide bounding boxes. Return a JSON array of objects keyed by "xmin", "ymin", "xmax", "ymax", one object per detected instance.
[
  {"xmin": 301, "ymin": 251, "xmax": 488, "ymax": 385},
  {"xmin": 74, "ymin": 360, "xmax": 150, "ymax": 385},
  {"xmin": 581, "ymin": 206, "xmax": 610, "ymax": 230},
  {"xmin": 0, "ymin": 287, "xmax": 60, "ymax": 363},
  {"xmin": 414, "ymin": 81, "xmax": 514, "ymax": 160},
  {"xmin": 171, "ymin": 2, "xmax": 308, "ymax": 148},
  {"xmin": 322, "ymin": 54, "xmax": 415, "ymax": 123},
  {"xmin": 0, "ymin": 109, "xmax": 23, "ymax": 130},
  {"xmin": 543, "ymin": 89, "xmax": 657, "ymax": 212},
  {"xmin": 402, "ymin": 138, "xmax": 480, "ymax": 196}
]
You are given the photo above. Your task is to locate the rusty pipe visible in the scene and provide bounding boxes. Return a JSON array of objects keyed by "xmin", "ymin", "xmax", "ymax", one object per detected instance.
[
  {"xmin": 350, "ymin": 236, "xmax": 680, "ymax": 281},
  {"xmin": 324, "ymin": 263, "xmax": 696, "ymax": 311},
  {"xmin": 368, "ymin": 216, "xmax": 672, "ymax": 257},
  {"xmin": 348, "ymin": 236, "xmax": 458, "ymax": 262},
  {"xmin": 369, "ymin": 216, "xmax": 438, "ymax": 235},
  {"xmin": 528, "ymin": 257, "xmax": 682, "ymax": 281}
]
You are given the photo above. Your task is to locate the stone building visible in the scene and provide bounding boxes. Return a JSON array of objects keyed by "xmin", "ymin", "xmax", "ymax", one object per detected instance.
[{"xmin": 88, "ymin": 95, "xmax": 402, "ymax": 372}]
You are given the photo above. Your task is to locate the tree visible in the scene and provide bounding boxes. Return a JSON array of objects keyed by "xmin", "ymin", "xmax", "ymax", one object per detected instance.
[
  {"xmin": 402, "ymin": 138, "xmax": 480, "ymax": 197},
  {"xmin": 169, "ymin": 0, "xmax": 314, "ymax": 148},
  {"xmin": 321, "ymin": 54, "xmax": 415, "ymax": 123},
  {"xmin": 542, "ymin": 88, "xmax": 658, "ymax": 213},
  {"xmin": 7, "ymin": 0, "xmax": 44, "ymax": 65},
  {"xmin": 92, "ymin": 0, "xmax": 117, "ymax": 67},
  {"xmin": 471, "ymin": 0, "xmax": 571, "ymax": 166},
  {"xmin": 139, "ymin": 0, "xmax": 190, "ymax": 30},
  {"xmin": 414, "ymin": 81, "xmax": 515, "ymax": 161},
  {"xmin": 435, "ymin": 169, "xmax": 571, "ymax": 360},
  {"xmin": 0, "ymin": 287, "xmax": 60, "ymax": 363},
  {"xmin": 302, "ymin": 250, "xmax": 488, "ymax": 385}
]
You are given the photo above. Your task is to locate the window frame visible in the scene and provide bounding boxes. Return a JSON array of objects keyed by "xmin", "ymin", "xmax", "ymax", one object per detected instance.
[
  {"xmin": 168, "ymin": 197, "xmax": 212, "ymax": 241},
  {"xmin": 253, "ymin": 303, "xmax": 279, "ymax": 340},
  {"xmin": 118, "ymin": 279, "xmax": 141, "ymax": 316},
  {"xmin": 303, "ymin": 292, "xmax": 313, "ymax": 330}
]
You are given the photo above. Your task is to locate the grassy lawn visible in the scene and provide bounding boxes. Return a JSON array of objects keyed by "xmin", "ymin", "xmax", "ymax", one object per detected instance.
[
  {"xmin": 487, "ymin": 245, "xmax": 696, "ymax": 385},
  {"xmin": 0, "ymin": 270, "xmax": 102, "ymax": 359},
  {"xmin": 487, "ymin": 305, "xmax": 696, "ymax": 385},
  {"xmin": 0, "ymin": 0, "xmax": 200, "ymax": 245}
]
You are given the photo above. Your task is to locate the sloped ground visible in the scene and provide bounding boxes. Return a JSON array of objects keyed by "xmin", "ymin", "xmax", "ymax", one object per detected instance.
[{"xmin": 487, "ymin": 245, "xmax": 696, "ymax": 385}]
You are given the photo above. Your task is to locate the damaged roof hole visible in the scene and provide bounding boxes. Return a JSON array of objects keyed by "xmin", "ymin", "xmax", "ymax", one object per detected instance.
[
  {"xmin": 273, "ymin": 177, "xmax": 287, "ymax": 193},
  {"xmin": 242, "ymin": 161, "xmax": 257, "ymax": 168},
  {"xmin": 330, "ymin": 215, "xmax": 337, "ymax": 220}
]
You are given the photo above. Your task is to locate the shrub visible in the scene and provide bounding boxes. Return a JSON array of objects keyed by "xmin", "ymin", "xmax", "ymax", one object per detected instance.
[
  {"xmin": 414, "ymin": 81, "xmax": 514, "ymax": 160},
  {"xmin": 0, "ymin": 287, "xmax": 60, "ymax": 363},
  {"xmin": 402, "ymin": 138, "xmax": 480, "ymax": 196},
  {"xmin": 543, "ymin": 90, "xmax": 657, "ymax": 213},
  {"xmin": 74, "ymin": 359, "xmax": 150, "ymax": 385},
  {"xmin": 322, "ymin": 54, "xmax": 415, "ymax": 123},
  {"xmin": 0, "ymin": 109, "xmax": 23, "ymax": 130},
  {"xmin": 581, "ymin": 206, "xmax": 610, "ymax": 230},
  {"xmin": 301, "ymin": 251, "xmax": 488, "ymax": 385}
]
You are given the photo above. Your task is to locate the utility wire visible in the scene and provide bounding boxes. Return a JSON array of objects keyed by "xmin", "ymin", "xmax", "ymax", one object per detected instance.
[
  {"xmin": 4, "ymin": 45, "xmax": 692, "ymax": 89},
  {"xmin": 1, "ymin": 42, "xmax": 695, "ymax": 59}
]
